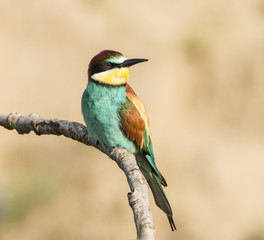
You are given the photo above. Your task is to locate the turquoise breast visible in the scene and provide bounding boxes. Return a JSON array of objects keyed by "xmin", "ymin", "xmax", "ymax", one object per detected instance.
[{"xmin": 81, "ymin": 80, "xmax": 137, "ymax": 153}]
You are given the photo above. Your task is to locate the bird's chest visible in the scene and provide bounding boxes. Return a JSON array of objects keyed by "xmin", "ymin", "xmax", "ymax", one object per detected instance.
[{"xmin": 82, "ymin": 82, "xmax": 126, "ymax": 146}]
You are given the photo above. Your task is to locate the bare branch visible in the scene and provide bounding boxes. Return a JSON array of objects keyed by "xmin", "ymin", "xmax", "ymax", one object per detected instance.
[{"xmin": 0, "ymin": 112, "xmax": 155, "ymax": 239}]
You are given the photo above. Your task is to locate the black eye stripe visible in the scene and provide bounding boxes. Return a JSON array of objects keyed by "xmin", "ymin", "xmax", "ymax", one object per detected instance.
[{"xmin": 90, "ymin": 62, "xmax": 120, "ymax": 76}]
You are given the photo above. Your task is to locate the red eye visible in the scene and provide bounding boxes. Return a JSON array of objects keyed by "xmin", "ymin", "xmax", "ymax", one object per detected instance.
[{"xmin": 105, "ymin": 62, "xmax": 111, "ymax": 68}]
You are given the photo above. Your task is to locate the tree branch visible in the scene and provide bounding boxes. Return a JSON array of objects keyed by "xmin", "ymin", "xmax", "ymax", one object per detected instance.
[{"xmin": 0, "ymin": 112, "xmax": 155, "ymax": 239}]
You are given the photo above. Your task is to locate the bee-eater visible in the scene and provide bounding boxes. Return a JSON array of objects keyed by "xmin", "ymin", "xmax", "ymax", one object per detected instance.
[{"xmin": 81, "ymin": 50, "xmax": 176, "ymax": 231}]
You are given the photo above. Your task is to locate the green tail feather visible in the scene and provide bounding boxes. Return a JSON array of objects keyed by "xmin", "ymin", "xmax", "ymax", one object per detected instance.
[
  {"xmin": 147, "ymin": 173, "xmax": 176, "ymax": 231},
  {"xmin": 145, "ymin": 155, "xmax": 167, "ymax": 186},
  {"xmin": 136, "ymin": 154, "xmax": 176, "ymax": 231}
]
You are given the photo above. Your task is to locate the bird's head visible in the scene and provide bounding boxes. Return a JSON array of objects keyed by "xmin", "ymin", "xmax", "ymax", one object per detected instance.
[{"xmin": 88, "ymin": 50, "xmax": 148, "ymax": 86}]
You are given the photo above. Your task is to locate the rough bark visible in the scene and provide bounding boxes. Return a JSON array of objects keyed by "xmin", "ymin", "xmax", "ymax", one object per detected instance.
[{"xmin": 0, "ymin": 112, "xmax": 155, "ymax": 239}]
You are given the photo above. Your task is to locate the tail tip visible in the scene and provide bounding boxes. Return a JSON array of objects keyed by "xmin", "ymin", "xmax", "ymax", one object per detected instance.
[{"xmin": 168, "ymin": 215, "xmax": 177, "ymax": 231}]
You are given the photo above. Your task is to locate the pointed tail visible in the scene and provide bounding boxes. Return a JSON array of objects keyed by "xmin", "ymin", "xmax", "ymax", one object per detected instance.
[
  {"xmin": 137, "ymin": 158, "xmax": 176, "ymax": 231},
  {"xmin": 147, "ymin": 173, "xmax": 176, "ymax": 231}
]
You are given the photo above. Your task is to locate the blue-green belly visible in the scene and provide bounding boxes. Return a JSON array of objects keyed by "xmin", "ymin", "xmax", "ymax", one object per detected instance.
[{"xmin": 81, "ymin": 81, "xmax": 137, "ymax": 153}]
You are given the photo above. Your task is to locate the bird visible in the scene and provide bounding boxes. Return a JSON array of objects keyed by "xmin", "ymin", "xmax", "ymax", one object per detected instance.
[{"xmin": 81, "ymin": 50, "xmax": 176, "ymax": 231}]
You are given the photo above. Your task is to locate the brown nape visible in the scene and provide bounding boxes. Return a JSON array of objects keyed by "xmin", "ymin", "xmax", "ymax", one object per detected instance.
[{"xmin": 88, "ymin": 50, "xmax": 123, "ymax": 78}]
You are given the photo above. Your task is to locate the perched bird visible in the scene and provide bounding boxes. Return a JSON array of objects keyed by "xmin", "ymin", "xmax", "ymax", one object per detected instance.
[{"xmin": 81, "ymin": 50, "xmax": 176, "ymax": 231}]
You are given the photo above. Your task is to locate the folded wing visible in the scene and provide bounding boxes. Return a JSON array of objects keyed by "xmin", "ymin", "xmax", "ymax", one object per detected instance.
[{"xmin": 119, "ymin": 84, "xmax": 167, "ymax": 186}]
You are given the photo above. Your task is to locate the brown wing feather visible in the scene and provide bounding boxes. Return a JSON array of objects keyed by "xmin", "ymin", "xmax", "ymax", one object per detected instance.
[{"xmin": 122, "ymin": 105, "xmax": 145, "ymax": 148}]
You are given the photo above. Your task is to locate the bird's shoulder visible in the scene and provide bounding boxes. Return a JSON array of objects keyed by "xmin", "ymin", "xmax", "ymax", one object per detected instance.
[{"xmin": 119, "ymin": 84, "xmax": 151, "ymax": 149}]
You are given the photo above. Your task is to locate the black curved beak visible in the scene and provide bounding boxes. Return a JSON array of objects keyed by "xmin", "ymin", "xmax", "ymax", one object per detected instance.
[{"xmin": 120, "ymin": 58, "xmax": 148, "ymax": 68}]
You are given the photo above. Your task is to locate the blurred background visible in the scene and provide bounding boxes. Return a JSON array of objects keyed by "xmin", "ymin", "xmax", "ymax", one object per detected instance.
[{"xmin": 1, "ymin": 0, "xmax": 264, "ymax": 239}]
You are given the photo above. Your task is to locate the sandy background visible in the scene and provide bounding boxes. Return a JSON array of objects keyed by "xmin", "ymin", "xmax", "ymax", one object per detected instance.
[{"xmin": 1, "ymin": 0, "xmax": 264, "ymax": 239}]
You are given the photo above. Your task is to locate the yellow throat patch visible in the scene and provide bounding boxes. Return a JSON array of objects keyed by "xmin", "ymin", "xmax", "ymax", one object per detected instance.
[{"xmin": 91, "ymin": 67, "xmax": 129, "ymax": 86}]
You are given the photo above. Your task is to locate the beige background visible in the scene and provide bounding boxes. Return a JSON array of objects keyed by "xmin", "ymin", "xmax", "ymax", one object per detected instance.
[{"xmin": 1, "ymin": 0, "xmax": 264, "ymax": 239}]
